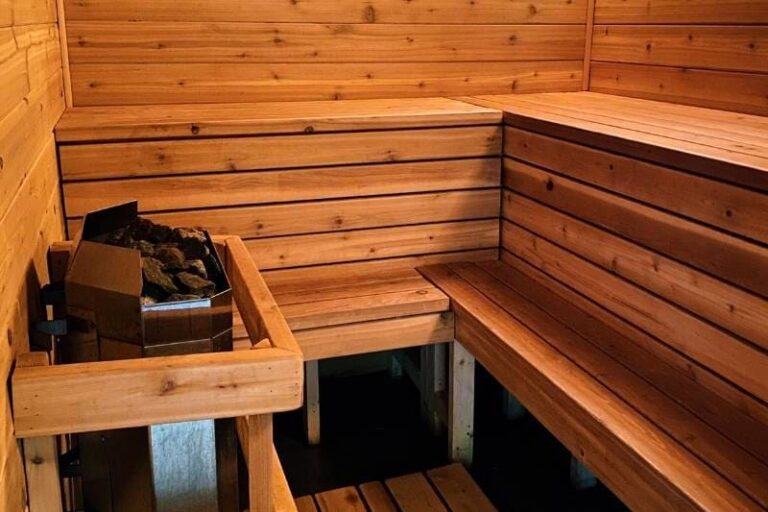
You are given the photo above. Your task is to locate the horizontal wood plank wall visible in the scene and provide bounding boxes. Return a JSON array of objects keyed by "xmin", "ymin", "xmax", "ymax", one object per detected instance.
[
  {"xmin": 590, "ymin": 0, "xmax": 768, "ymax": 114},
  {"xmin": 0, "ymin": 0, "xmax": 66, "ymax": 509},
  {"xmin": 62, "ymin": 0, "xmax": 588, "ymax": 105},
  {"xmin": 59, "ymin": 119, "xmax": 502, "ymax": 277},
  {"xmin": 501, "ymin": 128, "xmax": 768, "ymax": 458}
]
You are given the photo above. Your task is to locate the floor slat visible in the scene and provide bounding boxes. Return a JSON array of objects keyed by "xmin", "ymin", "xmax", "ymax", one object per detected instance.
[
  {"xmin": 385, "ymin": 472, "xmax": 448, "ymax": 512},
  {"xmin": 315, "ymin": 486, "xmax": 366, "ymax": 512},
  {"xmin": 295, "ymin": 495, "xmax": 318, "ymax": 512},
  {"xmin": 359, "ymin": 481, "xmax": 398, "ymax": 512},
  {"xmin": 427, "ymin": 464, "xmax": 496, "ymax": 512}
]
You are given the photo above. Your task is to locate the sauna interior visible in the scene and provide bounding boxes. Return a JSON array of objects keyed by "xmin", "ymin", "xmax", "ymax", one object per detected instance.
[{"xmin": 2, "ymin": 0, "xmax": 768, "ymax": 510}]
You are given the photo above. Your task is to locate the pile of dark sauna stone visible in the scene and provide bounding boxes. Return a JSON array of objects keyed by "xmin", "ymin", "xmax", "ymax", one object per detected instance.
[{"xmin": 93, "ymin": 217, "xmax": 222, "ymax": 304}]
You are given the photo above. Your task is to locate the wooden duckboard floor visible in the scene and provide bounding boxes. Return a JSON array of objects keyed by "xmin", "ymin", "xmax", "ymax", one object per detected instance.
[{"xmin": 295, "ymin": 463, "xmax": 496, "ymax": 512}]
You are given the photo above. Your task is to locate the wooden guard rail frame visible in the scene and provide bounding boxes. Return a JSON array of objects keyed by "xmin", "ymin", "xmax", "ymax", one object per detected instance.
[{"xmin": 11, "ymin": 236, "xmax": 304, "ymax": 511}]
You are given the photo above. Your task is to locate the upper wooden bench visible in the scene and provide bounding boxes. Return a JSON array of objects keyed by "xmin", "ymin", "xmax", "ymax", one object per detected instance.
[
  {"xmin": 423, "ymin": 92, "xmax": 768, "ymax": 510},
  {"xmin": 464, "ymin": 91, "xmax": 768, "ymax": 192}
]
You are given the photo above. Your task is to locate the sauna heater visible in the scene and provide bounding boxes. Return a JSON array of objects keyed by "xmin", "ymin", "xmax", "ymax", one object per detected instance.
[{"xmin": 62, "ymin": 202, "xmax": 236, "ymax": 512}]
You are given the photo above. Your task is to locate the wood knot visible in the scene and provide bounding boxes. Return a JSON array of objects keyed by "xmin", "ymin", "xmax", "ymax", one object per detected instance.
[
  {"xmin": 160, "ymin": 378, "xmax": 176, "ymax": 395},
  {"xmin": 363, "ymin": 5, "xmax": 376, "ymax": 22}
]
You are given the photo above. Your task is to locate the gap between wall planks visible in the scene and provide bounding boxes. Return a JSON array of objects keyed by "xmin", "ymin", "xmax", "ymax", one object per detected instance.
[{"xmin": 582, "ymin": 0, "xmax": 597, "ymax": 90}]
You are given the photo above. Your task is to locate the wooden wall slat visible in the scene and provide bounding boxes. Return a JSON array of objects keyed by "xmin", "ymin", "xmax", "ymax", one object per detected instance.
[
  {"xmin": 592, "ymin": 25, "xmax": 768, "ymax": 73},
  {"xmin": 0, "ymin": 0, "xmax": 65, "ymax": 506},
  {"xmin": 247, "ymin": 219, "xmax": 499, "ymax": 270},
  {"xmin": 63, "ymin": 0, "xmax": 589, "ymax": 24},
  {"xmin": 590, "ymin": 61, "xmax": 768, "ymax": 116},
  {"xmin": 502, "ymin": 220, "xmax": 768, "ymax": 404},
  {"xmin": 69, "ymin": 60, "xmax": 584, "ymax": 106},
  {"xmin": 67, "ymin": 23, "xmax": 585, "ymax": 64},
  {"xmin": 503, "ymin": 191, "xmax": 768, "ymax": 350},
  {"xmin": 591, "ymin": 1, "xmax": 768, "ymax": 114},
  {"xmin": 62, "ymin": 158, "xmax": 499, "ymax": 216},
  {"xmin": 67, "ymin": 189, "xmax": 501, "ymax": 239},
  {"xmin": 503, "ymin": 158, "xmax": 768, "ymax": 298},
  {"xmin": 59, "ymin": 126, "xmax": 500, "ymax": 181},
  {"xmin": 595, "ymin": 0, "xmax": 768, "ymax": 24},
  {"xmin": 505, "ymin": 127, "xmax": 768, "ymax": 243},
  {"xmin": 62, "ymin": 0, "xmax": 587, "ymax": 104}
]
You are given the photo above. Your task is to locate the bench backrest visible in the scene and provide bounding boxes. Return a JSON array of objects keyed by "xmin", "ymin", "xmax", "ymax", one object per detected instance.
[
  {"xmin": 501, "ymin": 121, "xmax": 768, "ymax": 432},
  {"xmin": 589, "ymin": 1, "xmax": 768, "ymax": 116},
  {"xmin": 58, "ymin": 100, "xmax": 502, "ymax": 279}
]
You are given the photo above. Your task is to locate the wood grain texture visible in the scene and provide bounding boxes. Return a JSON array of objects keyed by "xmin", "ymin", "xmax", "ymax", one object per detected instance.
[
  {"xmin": 590, "ymin": 61, "xmax": 768, "ymax": 116},
  {"xmin": 505, "ymin": 127, "xmax": 768, "ymax": 243},
  {"xmin": 295, "ymin": 313, "xmax": 453, "ymax": 361},
  {"xmin": 504, "ymin": 192, "xmax": 768, "ymax": 350},
  {"xmin": 54, "ymin": 96, "xmax": 501, "ymax": 142},
  {"xmin": 427, "ymin": 464, "xmax": 496, "ymax": 512},
  {"xmin": 62, "ymin": 159, "xmax": 500, "ymax": 217},
  {"xmin": 385, "ymin": 472, "xmax": 448, "ymax": 511},
  {"xmin": 68, "ymin": 189, "xmax": 501, "ymax": 239},
  {"xmin": 358, "ymin": 482, "xmax": 397, "ymax": 511},
  {"xmin": 63, "ymin": 0, "xmax": 586, "ymax": 104},
  {"xmin": 595, "ymin": 0, "xmax": 768, "ymax": 24},
  {"xmin": 591, "ymin": 1, "xmax": 768, "ymax": 114},
  {"xmin": 503, "ymin": 159, "xmax": 768, "ymax": 300},
  {"xmin": 592, "ymin": 25, "xmax": 768, "ymax": 73},
  {"xmin": 59, "ymin": 126, "xmax": 501, "ymax": 180},
  {"xmin": 67, "ymin": 22, "xmax": 585, "ymax": 64},
  {"xmin": 69, "ymin": 60, "xmax": 583, "ymax": 106},
  {"xmin": 1, "ymin": 2, "xmax": 64, "ymax": 509},
  {"xmin": 315, "ymin": 487, "xmax": 366, "ymax": 512},
  {"xmin": 471, "ymin": 92, "xmax": 768, "ymax": 191},
  {"xmin": 12, "ymin": 348, "xmax": 302, "ymax": 437},
  {"xmin": 63, "ymin": 0, "xmax": 588, "ymax": 23},
  {"xmin": 246, "ymin": 220, "xmax": 499, "ymax": 270}
]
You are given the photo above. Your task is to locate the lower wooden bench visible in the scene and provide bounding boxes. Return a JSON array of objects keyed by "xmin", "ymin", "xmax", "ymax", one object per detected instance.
[
  {"xmin": 420, "ymin": 261, "xmax": 768, "ymax": 511},
  {"xmin": 295, "ymin": 463, "xmax": 495, "ymax": 512},
  {"xmin": 234, "ymin": 264, "xmax": 475, "ymax": 461}
]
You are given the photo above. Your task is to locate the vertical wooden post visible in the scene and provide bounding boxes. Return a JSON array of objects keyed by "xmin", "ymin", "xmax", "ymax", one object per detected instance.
[
  {"xmin": 304, "ymin": 361, "xmax": 321, "ymax": 446},
  {"xmin": 237, "ymin": 414, "xmax": 273, "ymax": 512},
  {"xmin": 17, "ymin": 352, "xmax": 63, "ymax": 512},
  {"xmin": 448, "ymin": 341, "xmax": 475, "ymax": 464},
  {"xmin": 420, "ymin": 344, "xmax": 447, "ymax": 435}
]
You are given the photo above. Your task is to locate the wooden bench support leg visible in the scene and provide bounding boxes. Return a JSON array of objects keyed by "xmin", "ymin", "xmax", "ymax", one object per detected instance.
[
  {"xmin": 570, "ymin": 457, "xmax": 598, "ymax": 490},
  {"xmin": 420, "ymin": 344, "xmax": 447, "ymax": 435},
  {"xmin": 24, "ymin": 436, "xmax": 63, "ymax": 512},
  {"xmin": 304, "ymin": 361, "xmax": 321, "ymax": 446},
  {"xmin": 502, "ymin": 390, "xmax": 526, "ymax": 421},
  {"xmin": 449, "ymin": 341, "xmax": 475, "ymax": 464},
  {"xmin": 17, "ymin": 352, "xmax": 63, "ymax": 512},
  {"xmin": 237, "ymin": 414, "xmax": 273, "ymax": 512}
]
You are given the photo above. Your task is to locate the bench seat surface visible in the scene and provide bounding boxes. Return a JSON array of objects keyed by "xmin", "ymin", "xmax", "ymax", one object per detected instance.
[
  {"xmin": 420, "ymin": 261, "xmax": 768, "ymax": 512},
  {"xmin": 464, "ymin": 91, "xmax": 768, "ymax": 191},
  {"xmin": 234, "ymin": 263, "xmax": 456, "ymax": 360},
  {"xmin": 55, "ymin": 97, "xmax": 501, "ymax": 142}
]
